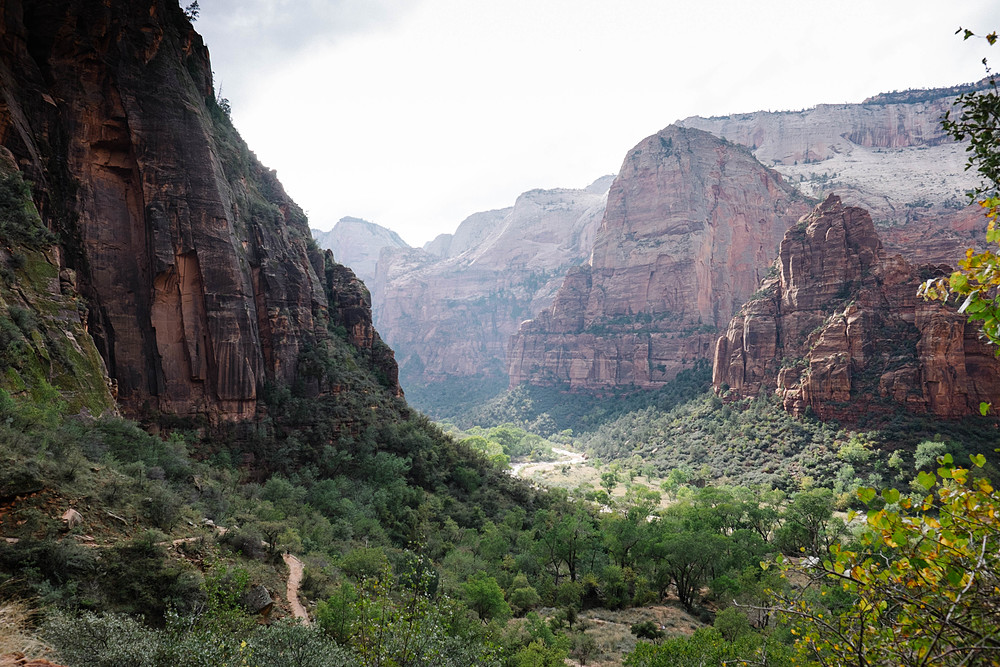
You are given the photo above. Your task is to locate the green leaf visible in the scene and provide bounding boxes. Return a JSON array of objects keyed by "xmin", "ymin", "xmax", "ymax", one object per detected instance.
[
  {"xmin": 917, "ymin": 470, "xmax": 936, "ymax": 491},
  {"xmin": 951, "ymin": 273, "xmax": 971, "ymax": 293},
  {"xmin": 971, "ymin": 453, "xmax": 987, "ymax": 468},
  {"xmin": 882, "ymin": 488, "xmax": 900, "ymax": 504},
  {"xmin": 980, "ymin": 402, "xmax": 992, "ymax": 417},
  {"xmin": 858, "ymin": 487, "xmax": 877, "ymax": 505}
]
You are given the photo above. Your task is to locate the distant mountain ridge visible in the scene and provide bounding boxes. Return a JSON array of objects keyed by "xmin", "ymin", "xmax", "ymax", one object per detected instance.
[
  {"xmin": 506, "ymin": 126, "xmax": 810, "ymax": 390},
  {"xmin": 372, "ymin": 178, "xmax": 613, "ymax": 392},
  {"xmin": 322, "ymin": 80, "xmax": 993, "ymax": 421},
  {"xmin": 312, "ymin": 217, "xmax": 410, "ymax": 287}
]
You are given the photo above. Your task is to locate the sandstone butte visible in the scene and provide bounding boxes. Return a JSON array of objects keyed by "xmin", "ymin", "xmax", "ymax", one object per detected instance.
[
  {"xmin": 0, "ymin": 0, "xmax": 398, "ymax": 421},
  {"xmin": 506, "ymin": 125, "xmax": 812, "ymax": 390},
  {"xmin": 713, "ymin": 194, "xmax": 1000, "ymax": 420}
]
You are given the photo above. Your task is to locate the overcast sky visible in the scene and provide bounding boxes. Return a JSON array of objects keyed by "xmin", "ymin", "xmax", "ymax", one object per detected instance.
[{"xmin": 195, "ymin": 0, "xmax": 999, "ymax": 247}]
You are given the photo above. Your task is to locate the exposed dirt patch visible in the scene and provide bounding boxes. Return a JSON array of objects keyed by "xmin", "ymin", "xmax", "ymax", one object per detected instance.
[
  {"xmin": 283, "ymin": 552, "xmax": 309, "ymax": 623},
  {"xmin": 568, "ymin": 604, "xmax": 706, "ymax": 666}
]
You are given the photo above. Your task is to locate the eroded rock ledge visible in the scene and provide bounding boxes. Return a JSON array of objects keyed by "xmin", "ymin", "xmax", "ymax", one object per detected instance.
[{"xmin": 713, "ymin": 194, "xmax": 1000, "ymax": 419}]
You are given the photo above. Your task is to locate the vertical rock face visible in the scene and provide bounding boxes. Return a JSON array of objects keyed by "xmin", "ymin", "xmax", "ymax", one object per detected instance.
[
  {"xmin": 713, "ymin": 195, "xmax": 1000, "ymax": 419},
  {"xmin": 323, "ymin": 258, "xmax": 400, "ymax": 394},
  {"xmin": 0, "ymin": 0, "xmax": 397, "ymax": 419},
  {"xmin": 679, "ymin": 82, "xmax": 991, "ymax": 265},
  {"xmin": 372, "ymin": 180, "xmax": 610, "ymax": 387},
  {"xmin": 506, "ymin": 125, "xmax": 811, "ymax": 389}
]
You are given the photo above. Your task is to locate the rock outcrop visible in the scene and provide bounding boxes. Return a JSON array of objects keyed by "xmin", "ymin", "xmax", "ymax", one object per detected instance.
[
  {"xmin": 713, "ymin": 195, "xmax": 1000, "ymax": 419},
  {"xmin": 506, "ymin": 126, "xmax": 811, "ymax": 389},
  {"xmin": 312, "ymin": 217, "xmax": 409, "ymax": 287},
  {"xmin": 373, "ymin": 179, "xmax": 612, "ymax": 387},
  {"xmin": 0, "ymin": 0, "xmax": 398, "ymax": 419},
  {"xmin": 679, "ymin": 82, "xmax": 990, "ymax": 265}
]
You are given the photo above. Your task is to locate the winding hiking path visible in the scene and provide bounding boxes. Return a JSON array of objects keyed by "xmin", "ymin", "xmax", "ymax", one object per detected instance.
[{"xmin": 283, "ymin": 552, "xmax": 309, "ymax": 623}]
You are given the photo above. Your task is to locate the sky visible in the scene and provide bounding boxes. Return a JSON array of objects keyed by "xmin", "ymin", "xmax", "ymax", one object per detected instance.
[{"xmin": 195, "ymin": 0, "xmax": 999, "ymax": 247}]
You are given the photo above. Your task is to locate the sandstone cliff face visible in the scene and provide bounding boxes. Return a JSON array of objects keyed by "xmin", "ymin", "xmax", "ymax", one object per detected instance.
[
  {"xmin": 506, "ymin": 126, "xmax": 811, "ymax": 389},
  {"xmin": 372, "ymin": 181, "xmax": 610, "ymax": 386},
  {"xmin": 713, "ymin": 195, "xmax": 1000, "ymax": 419},
  {"xmin": 312, "ymin": 217, "xmax": 409, "ymax": 287},
  {"xmin": 0, "ymin": 0, "xmax": 397, "ymax": 419},
  {"xmin": 679, "ymin": 84, "xmax": 989, "ymax": 265}
]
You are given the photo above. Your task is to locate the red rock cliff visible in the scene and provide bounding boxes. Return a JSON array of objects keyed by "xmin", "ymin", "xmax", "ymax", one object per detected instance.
[
  {"xmin": 506, "ymin": 126, "xmax": 811, "ymax": 389},
  {"xmin": 0, "ymin": 0, "xmax": 398, "ymax": 419},
  {"xmin": 713, "ymin": 195, "xmax": 1000, "ymax": 419}
]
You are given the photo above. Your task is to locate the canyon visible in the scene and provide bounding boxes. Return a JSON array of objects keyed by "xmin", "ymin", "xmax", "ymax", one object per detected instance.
[
  {"xmin": 356, "ymin": 80, "xmax": 996, "ymax": 420},
  {"xmin": 371, "ymin": 178, "xmax": 612, "ymax": 389}
]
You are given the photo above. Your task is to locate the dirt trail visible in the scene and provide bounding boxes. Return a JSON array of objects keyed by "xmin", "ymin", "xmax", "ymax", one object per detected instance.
[
  {"xmin": 283, "ymin": 552, "xmax": 309, "ymax": 623},
  {"xmin": 512, "ymin": 447, "xmax": 586, "ymax": 478}
]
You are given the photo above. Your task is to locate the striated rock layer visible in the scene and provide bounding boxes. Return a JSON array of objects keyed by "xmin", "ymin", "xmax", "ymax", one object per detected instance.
[
  {"xmin": 679, "ymin": 82, "xmax": 991, "ymax": 265},
  {"xmin": 506, "ymin": 126, "xmax": 811, "ymax": 389},
  {"xmin": 0, "ymin": 0, "xmax": 398, "ymax": 420},
  {"xmin": 373, "ymin": 179, "xmax": 612, "ymax": 386},
  {"xmin": 713, "ymin": 195, "xmax": 1000, "ymax": 419}
]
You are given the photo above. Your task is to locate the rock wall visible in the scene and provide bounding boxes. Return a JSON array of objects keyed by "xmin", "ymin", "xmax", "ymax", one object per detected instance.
[
  {"xmin": 373, "ymin": 180, "xmax": 610, "ymax": 386},
  {"xmin": 506, "ymin": 126, "xmax": 811, "ymax": 389},
  {"xmin": 0, "ymin": 0, "xmax": 397, "ymax": 420},
  {"xmin": 679, "ymin": 84, "xmax": 989, "ymax": 265},
  {"xmin": 713, "ymin": 195, "xmax": 1000, "ymax": 419}
]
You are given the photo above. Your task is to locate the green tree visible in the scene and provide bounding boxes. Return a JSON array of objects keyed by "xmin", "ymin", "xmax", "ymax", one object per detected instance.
[
  {"xmin": 770, "ymin": 455, "xmax": 1000, "ymax": 666},
  {"xmin": 462, "ymin": 573, "xmax": 511, "ymax": 623},
  {"xmin": 508, "ymin": 573, "xmax": 541, "ymax": 616}
]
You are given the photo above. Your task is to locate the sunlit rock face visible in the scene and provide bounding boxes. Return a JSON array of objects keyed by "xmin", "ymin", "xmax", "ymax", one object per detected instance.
[
  {"xmin": 713, "ymin": 195, "xmax": 1000, "ymax": 420},
  {"xmin": 0, "ymin": 0, "xmax": 397, "ymax": 419},
  {"xmin": 507, "ymin": 125, "xmax": 811, "ymax": 390},
  {"xmin": 372, "ymin": 179, "xmax": 612, "ymax": 387}
]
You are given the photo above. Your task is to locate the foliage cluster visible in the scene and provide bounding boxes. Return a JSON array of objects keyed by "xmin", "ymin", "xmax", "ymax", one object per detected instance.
[{"xmin": 771, "ymin": 457, "xmax": 1000, "ymax": 666}]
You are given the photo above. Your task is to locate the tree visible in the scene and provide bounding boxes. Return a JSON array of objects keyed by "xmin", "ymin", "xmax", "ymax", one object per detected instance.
[
  {"xmin": 767, "ymin": 455, "xmax": 1000, "ymax": 666},
  {"xmin": 462, "ymin": 573, "xmax": 511, "ymax": 623},
  {"xmin": 920, "ymin": 29, "xmax": 1000, "ymax": 350}
]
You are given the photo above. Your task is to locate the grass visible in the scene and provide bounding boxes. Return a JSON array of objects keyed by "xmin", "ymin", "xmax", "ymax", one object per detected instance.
[{"xmin": 0, "ymin": 600, "xmax": 54, "ymax": 660}]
